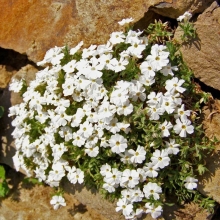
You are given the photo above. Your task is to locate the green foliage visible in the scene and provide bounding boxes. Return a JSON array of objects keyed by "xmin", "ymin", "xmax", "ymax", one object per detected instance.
[
  {"xmin": 179, "ymin": 21, "xmax": 197, "ymax": 42},
  {"xmin": 146, "ymin": 20, "xmax": 173, "ymax": 44},
  {"xmin": 0, "ymin": 165, "xmax": 9, "ymax": 197},
  {"xmin": 19, "ymin": 79, "xmax": 28, "ymax": 96},
  {"xmin": 23, "ymin": 177, "xmax": 43, "ymax": 185}
]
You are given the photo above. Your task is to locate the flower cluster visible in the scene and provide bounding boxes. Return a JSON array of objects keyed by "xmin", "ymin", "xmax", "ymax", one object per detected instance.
[{"xmin": 9, "ymin": 15, "xmax": 212, "ymax": 219}]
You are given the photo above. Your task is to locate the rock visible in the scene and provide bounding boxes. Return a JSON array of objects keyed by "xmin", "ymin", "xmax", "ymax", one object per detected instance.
[
  {"xmin": 0, "ymin": 65, "xmax": 16, "ymax": 89},
  {"xmin": 163, "ymin": 201, "xmax": 213, "ymax": 220},
  {"xmin": 197, "ymin": 99, "xmax": 220, "ymax": 203},
  {"xmin": 0, "ymin": 0, "xmax": 213, "ymax": 64},
  {"xmin": 0, "ymin": 166, "xmax": 213, "ymax": 220},
  {"xmin": 0, "ymin": 168, "xmax": 108, "ymax": 220},
  {"xmin": 0, "ymin": 168, "xmax": 161, "ymax": 220},
  {"xmin": 151, "ymin": 0, "xmax": 215, "ymax": 18},
  {"xmin": 0, "ymin": 64, "xmax": 39, "ymax": 168},
  {"xmin": 0, "ymin": 0, "xmax": 158, "ymax": 63},
  {"xmin": 174, "ymin": 1, "xmax": 220, "ymax": 91}
]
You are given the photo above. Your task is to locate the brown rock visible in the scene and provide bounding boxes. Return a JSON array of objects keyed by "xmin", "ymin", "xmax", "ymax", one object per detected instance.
[
  {"xmin": 164, "ymin": 201, "xmax": 213, "ymax": 220},
  {"xmin": 0, "ymin": 169, "xmax": 161, "ymax": 220},
  {"xmin": 0, "ymin": 168, "xmax": 108, "ymax": 220},
  {"xmin": 198, "ymin": 99, "xmax": 220, "ymax": 203},
  {"xmin": 0, "ymin": 0, "xmax": 213, "ymax": 64},
  {"xmin": 0, "ymin": 0, "xmax": 161, "ymax": 63},
  {"xmin": 0, "ymin": 65, "xmax": 16, "ymax": 89},
  {"xmin": 151, "ymin": 0, "xmax": 215, "ymax": 18},
  {"xmin": 175, "ymin": 1, "xmax": 220, "ymax": 90}
]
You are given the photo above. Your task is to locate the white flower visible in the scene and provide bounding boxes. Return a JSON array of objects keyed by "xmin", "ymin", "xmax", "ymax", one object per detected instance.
[
  {"xmin": 78, "ymin": 121, "xmax": 94, "ymax": 138},
  {"xmin": 50, "ymin": 195, "xmax": 66, "ymax": 210},
  {"xmin": 138, "ymin": 74, "xmax": 155, "ymax": 87},
  {"xmin": 110, "ymin": 57, "xmax": 129, "ymax": 72},
  {"xmin": 165, "ymin": 77, "xmax": 186, "ymax": 94},
  {"xmin": 151, "ymin": 149, "xmax": 170, "ymax": 169},
  {"xmin": 174, "ymin": 104, "xmax": 191, "ymax": 121},
  {"xmin": 147, "ymin": 103, "xmax": 165, "ymax": 121},
  {"xmin": 160, "ymin": 63, "xmax": 178, "ymax": 76},
  {"xmin": 128, "ymin": 146, "xmax": 146, "ymax": 164},
  {"xmin": 100, "ymin": 163, "xmax": 112, "ymax": 176},
  {"xmin": 52, "ymin": 143, "xmax": 68, "ymax": 162},
  {"xmin": 143, "ymin": 182, "xmax": 162, "ymax": 200},
  {"xmin": 48, "ymin": 162, "xmax": 66, "ymax": 182},
  {"xmin": 98, "ymin": 53, "xmax": 115, "ymax": 70},
  {"xmin": 127, "ymin": 40, "xmax": 146, "ymax": 58},
  {"xmin": 165, "ymin": 139, "xmax": 180, "ymax": 155},
  {"xmin": 120, "ymin": 150, "xmax": 132, "ymax": 164},
  {"xmin": 106, "ymin": 118, "xmax": 120, "ymax": 134},
  {"xmin": 130, "ymin": 81, "xmax": 146, "ymax": 102},
  {"xmin": 144, "ymin": 162, "xmax": 159, "ymax": 178},
  {"xmin": 104, "ymin": 168, "xmax": 122, "ymax": 185},
  {"xmin": 162, "ymin": 96, "xmax": 176, "ymax": 114},
  {"xmin": 173, "ymin": 118, "xmax": 194, "ymax": 137},
  {"xmin": 117, "ymin": 100, "xmax": 133, "ymax": 116},
  {"xmin": 147, "ymin": 92, "xmax": 163, "ymax": 106},
  {"xmin": 109, "ymin": 31, "xmax": 125, "ymax": 45},
  {"xmin": 72, "ymin": 132, "xmax": 86, "ymax": 147},
  {"xmin": 9, "ymin": 78, "xmax": 23, "ymax": 92},
  {"xmin": 59, "ymin": 126, "xmax": 73, "ymax": 142},
  {"xmin": 160, "ymin": 120, "xmax": 173, "ymax": 137},
  {"xmin": 146, "ymin": 44, "xmax": 169, "ymax": 71},
  {"xmin": 118, "ymin": 17, "xmax": 134, "ymax": 26},
  {"xmin": 126, "ymin": 30, "xmax": 143, "ymax": 44},
  {"xmin": 82, "ymin": 44, "xmax": 97, "ymax": 59},
  {"xmin": 140, "ymin": 61, "xmax": 156, "ymax": 77},
  {"xmin": 103, "ymin": 182, "xmax": 116, "ymax": 193},
  {"xmin": 85, "ymin": 144, "xmax": 99, "ymax": 157},
  {"xmin": 177, "ymin": 11, "xmax": 192, "ymax": 22},
  {"xmin": 70, "ymin": 41, "xmax": 83, "ymax": 55},
  {"xmin": 130, "ymin": 187, "xmax": 144, "ymax": 202},
  {"xmin": 37, "ymin": 46, "xmax": 64, "ymax": 66},
  {"xmin": 121, "ymin": 189, "xmax": 133, "ymax": 202},
  {"xmin": 121, "ymin": 169, "xmax": 140, "ymax": 188},
  {"xmin": 145, "ymin": 203, "xmax": 163, "ymax": 219},
  {"xmin": 116, "ymin": 198, "xmax": 133, "ymax": 216},
  {"xmin": 84, "ymin": 57, "xmax": 104, "ymax": 80},
  {"xmin": 109, "ymin": 134, "xmax": 128, "ymax": 154},
  {"xmin": 110, "ymin": 88, "xmax": 129, "ymax": 106},
  {"xmin": 184, "ymin": 176, "xmax": 198, "ymax": 190},
  {"xmin": 12, "ymin": 151, "xmax": 24, "ymax": 172},
  {"xmin": 67, "ymin": 168, "xmax": 84, "ymax": 184},
  {"xmin": 63, "ymin": 59, "xmax": 77, "ymax": 74}
]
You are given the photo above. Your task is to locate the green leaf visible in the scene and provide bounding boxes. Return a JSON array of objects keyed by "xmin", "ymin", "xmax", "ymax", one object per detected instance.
[
  {"xmin": 0, "ymin": 165, "xmax": 6, "ymax": 179},
  {"xmin": 197, "ymin": 164, "xmax": 207, "ymax": 175},
  {"xmin": 0, "ymin": 180, "xmax": 9, "ymax": 197},
  {"xmin": 23, "ymin": 177, "xmax": 43, "ymax": 185}
]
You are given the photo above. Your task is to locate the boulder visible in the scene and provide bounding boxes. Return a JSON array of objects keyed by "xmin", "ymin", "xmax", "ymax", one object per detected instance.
[
  {"xmin": 0, "ymin": 168, "xmax": 108, "ymax": 220},
  {"xmin": 0, "ymin": 0, "xmax": 214, "ymax": 64},
  {"xmin": 0, "ymin": 0, "xmax": 158, "ymax": 63},
  {"xmin": 151, "ymin": 0, "xmax": 215, "ymax": 18},
  {"xmin": 198, "ymin": 99, "xmax": 220, "ymax": 204},
  {"xmin": 0, "ymin": 166, "xmax": 213, "ymax": 220},
  {"xmin": 0, "ymin": 65, "xmax": 16, "ymax": 89},
  {"xmin": 175, "ymin": 1, "xmax": 220, "ymax": 91}
]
